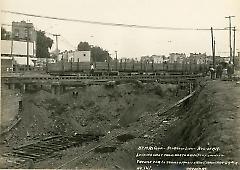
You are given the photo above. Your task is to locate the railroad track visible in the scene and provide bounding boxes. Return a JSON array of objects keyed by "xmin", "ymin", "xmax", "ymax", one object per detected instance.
[
  {"xmin": 2, "ymin": 134, "xmax": 101, "ymax": 167},
  {"xmin": 2, "ymin": 89, "xmax": 200, "ymax": 168}
]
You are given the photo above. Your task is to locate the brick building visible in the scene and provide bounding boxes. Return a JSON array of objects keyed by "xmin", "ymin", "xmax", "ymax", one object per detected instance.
[
  {"xmin": 12, "ymin": 21, "xmax": 36, "ymax": 42},
  {"xmin": 189, "ymin": 53, "xmax": 207, "ymax": 64},
  {"xmin": 169, "ymin": 53, "xmax": 186, "ymax": 63}
]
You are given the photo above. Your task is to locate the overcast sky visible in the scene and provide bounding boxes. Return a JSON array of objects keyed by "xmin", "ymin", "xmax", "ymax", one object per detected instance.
[{"xmin": 1, "ymin": 0, "xmax": 240, "ymax": 59}]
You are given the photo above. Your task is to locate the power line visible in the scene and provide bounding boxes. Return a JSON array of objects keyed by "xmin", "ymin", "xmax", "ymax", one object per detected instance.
[
  {"xmin": 60, "ymin": 36, "xmax": 76, "ymax": 49},
  {"xmin": 1, "ymin": 10, "xmax": 229, "ymax": 31},
  {"xmin": 1, "ymin": 23, "xmax": 59, "ymax": 37}
]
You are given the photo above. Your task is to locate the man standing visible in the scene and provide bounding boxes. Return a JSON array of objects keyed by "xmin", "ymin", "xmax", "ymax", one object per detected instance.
[
  {"xmin": 90, "ymin": 64, "xmax": 94, "ymax": 75},
  {"xmin": 227, "ymin": 62, "xmax": 234, "ymax": 79},
  {"xmin": 209, "ymin": 66, "xmax": 215, "ymax": 79},
  {"xmin": 216, "ymin": 64, "xmax": 223, "ymax": 79}
]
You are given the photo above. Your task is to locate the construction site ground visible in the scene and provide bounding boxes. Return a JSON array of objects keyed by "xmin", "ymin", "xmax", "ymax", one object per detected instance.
[{"xmin": 0, "ymin": 78, "xmax": 240, "ymax": 169}]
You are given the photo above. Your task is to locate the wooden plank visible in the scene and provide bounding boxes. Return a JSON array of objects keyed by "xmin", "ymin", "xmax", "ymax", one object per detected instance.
[
  {"xmin": 27, "ymin": 145, "xmax": 60, "ymax": 151},
  {"xmin": 13, "ymin": 150, "xmax": 41, "ymax": 157},
  {"xmin": 1, "ymin": 118, "xmax": 21, "ymax": 136},
  {"xmin": 41, "ymin": 135, "xmax": 63, "ymax": 141},
  {"xmin": 157, "ymin": 90, "xmax": 196, "ymax": 116},
  {"xmin": 18, "ymin": 147, "xmax": 54, "ymax": 154}
]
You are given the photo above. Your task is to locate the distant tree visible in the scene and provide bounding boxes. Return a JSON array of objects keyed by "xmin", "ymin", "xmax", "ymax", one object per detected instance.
[
  {"xmin": 1, "ymin": 27, "xmax": 11, "ymax": 40},
  {"xmin": 77, "ymin": 41, "xmax": 111, "ymax": 62},
  {"xmin": 77, "ymin": 41, "xmax": 91, "ymax": 51},
  {"xmin": 36, "ymin": 30, "xmax": 53, "ymax": 58},
  {"xmin": 91, "ymin": 46, "xmax": 110, "ymax": 62}
]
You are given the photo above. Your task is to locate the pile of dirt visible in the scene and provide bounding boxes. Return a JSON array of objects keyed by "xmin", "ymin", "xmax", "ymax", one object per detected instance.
[
  {"xmin": 2, "ymin": 82, "xmax": 180, "ymax": 148},
  {"xmin": 162, "ymin": 80, "xmax": 240, "ymax": 169}
]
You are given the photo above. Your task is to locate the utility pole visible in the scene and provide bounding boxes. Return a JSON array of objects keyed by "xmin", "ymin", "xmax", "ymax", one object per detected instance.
[
  {"xmin": 115, "ymin": 51, "xmax": 118, "ymax": 70},
  {"xmin": 211, "ymin": 27, "xmax": 215, "ymax": 68},
  {"xmin": 233, "ymin": 27, "xmax": 236, "ymax": 67},
  {"xmin": 107, "ymin": 54, "xmax": 110, "ymax": 72},
  {"xmin": 51, "ymin": 34, "xmax": 60, "ymax": 71},
  {"xmin": 225, "ymin": 16, "xmax": 235, "ymax": 63},
  {"xmin": 53, "ymin": 34, "xmax": 60, "ymax": 56},
  {"xmin": 10, "ymin": 24, "xmax": 14, "ymax": 71},
  {"xmin": 26, "ymin": 25, "xmax": 30, "ymax": 71},
  {"xmin": 214, "ymin": 38, "xmax": 216, "ymax": 66}
]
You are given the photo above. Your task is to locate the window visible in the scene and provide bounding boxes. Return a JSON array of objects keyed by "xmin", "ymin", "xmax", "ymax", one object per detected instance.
[
  {"xmin": 24, "ymin": 28, "xmax": 28, "ymax": 38},
  {"xmin": 83, "ymin": 54, "xmax": 86, "ymax": 56},
  {"xmin": 14, "ymin": 29, "xmax": 19, "ymax": 37}
]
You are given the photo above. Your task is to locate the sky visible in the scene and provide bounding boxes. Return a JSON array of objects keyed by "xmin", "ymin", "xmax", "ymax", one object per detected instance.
[{"xmin": 1, "ymin": 0, "xmax": 240, "ymax": 59}]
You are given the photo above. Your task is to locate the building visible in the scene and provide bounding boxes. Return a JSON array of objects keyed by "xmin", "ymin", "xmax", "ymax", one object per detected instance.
[
  {"xmin": 234, "ymin": 52, "xmax": 240, "ymax": 68},
  {"xmin": 206, "ymin": 56, "xmax": 230, "ymax": 65},
  {"xmin": 1, "ymin": 21, "xmax": 37, "ymax": 72},
  {"xmin": 120, "ymin": 58, "xmax": 133, "ymax": 63},
  {"xmin": 151, "ymin": 55, "xmax": 166, "ymax": 63},
  {"xmin": 35, "ymin": 58, "xmax": 56, "ymax": 68},
  {"xmin": 189, "ymin": 53, "xmax": 207, "ymax": 64},
  {"xmin": 12, "ymin": 21, "xmax": 36, "ymax": 42},
  {"xmin": 169, "ymin": 53, "xmax": 186, "ymax": 63},
  {"xmin": 1, "ymin": 40, "xmax": 37, "ymax": 72},
  {"xmin": 141, "ymin": 56, "xmax": 152, "ymax": 62},
  {"xmin": 141, "ymin": 55, "xmax": 166, "ymax": 63},
  {"xmin": 234, "ymin": 52, "xmax": 240, "ymax": 69},
  {"xmin": 57, "ymin": 50, "xmax": 91, "ymax": 62},
  {"xmin": 1, "ymin": 40, "xmax": 36, "ymax": 57}
]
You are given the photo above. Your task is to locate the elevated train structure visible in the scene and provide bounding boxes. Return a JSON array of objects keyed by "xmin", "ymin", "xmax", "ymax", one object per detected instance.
[
  {"xmin": 2, "ymin": 59, "xmax": 208, "ymax": 94},
  {"xmin": 47, "ymin": 60, "xmax": 209, "ymax": 76}
]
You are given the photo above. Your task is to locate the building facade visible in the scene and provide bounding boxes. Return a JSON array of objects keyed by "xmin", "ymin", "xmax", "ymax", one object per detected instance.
[
  {"xmin": 151, "ymin": 55, "xmax": 166, "ymax": 63},
  {"xmin": 57, "ymin": 50, "xmax": 91, "ymax": 62},
  {"xmin": 169, "ymin": 53, "xmax": 186, "ymax": 63},
  {"xmin": 141, "ymin": 55, "xmax": 166, "ymax": 63},
  {"xmin": 189, "ymin": 53, "xmax": 207, "ymax": 64},
  {"xmin": 12, "ymin": 21, "xmax": 36, "ymax": 42},
  {"xmin": 1, "ymin": 21, "xmax": 37, "ymax": 72}
]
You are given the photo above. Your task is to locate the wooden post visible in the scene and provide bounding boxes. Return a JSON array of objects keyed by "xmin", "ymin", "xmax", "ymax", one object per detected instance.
[
  {"xmin": 61, "ymin": 56, "xmax": 64, "ymax": 73},
  {"xmin": 124, "ymin": 59, "xmax": 127, "ymax": 71},
  {"xmin": 233, "ymin": 27, "xmax": 236, "ymax": 71},
  {"xmin": 211, "ymin": 27, "xmax": 215, "ymax": 68},
  {"xmin": 26, "ymin": 26, "xmax": 30, "ymax": 71},
  {"xmin": 107, "ymin": 55, "xmax": 110, "ymax": 72},
  {"xmin": 115, "ymin": 51, "xmax": 118, "ymax": 71},
  {"xmin": 132, "ymin": 59, "xmax": 135, "ymax": 71},
  {"xmin": 120, "ymin": 59, "xmax": 122, "ymax": 70},
  {"xmin": 152, "ymin": 60, "xmax": 154, "ymax": 72},
  {"xmin": 77, "ymin": 58, "xmax": 80, "ymax": 72}
]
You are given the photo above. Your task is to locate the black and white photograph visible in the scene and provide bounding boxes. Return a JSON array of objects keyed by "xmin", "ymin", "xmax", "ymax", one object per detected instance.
[{"xmin": 0, "ymin": 0, "xmax": 240, "ymax": 169}]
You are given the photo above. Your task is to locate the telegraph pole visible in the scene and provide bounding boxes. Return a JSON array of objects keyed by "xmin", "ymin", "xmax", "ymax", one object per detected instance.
[
  {"xmin": 53, "ymin": 34, "xmax": 60, "ymax": 62},
  {"xmin": 53, "ymin": 34, "xmax": 60, "ymax": 56},
  {"xmin": 233, "ymin": 27, "xmax": 236, "ymax": 67},
  {"xmin": 10, "ymin": 24, "xmax": 14, "ymax": 70},
  {"xmin": 51, "ymin": 34, "xmax": 60, "ymax": 71},
  {"xmin": 225, "ymin": 16, "xmax": 235, "ymax": 63},
  {"xmin": 211, "ymin": 27, "xmax": 215, "ymax": 68},
  {"xmin": 214, "ymin": 38, "xmax": 216, "ymax": 61},
  {"xmin": 107, "ymin": 54, "xmax": 110, "ymax": 72},
  {"xmin": 26, "ymin": 25, "xmax": 30, "ymax": 71},
  {"xmin": 115, "ymin": 50, "xmax": 118, "ymax": 70}
]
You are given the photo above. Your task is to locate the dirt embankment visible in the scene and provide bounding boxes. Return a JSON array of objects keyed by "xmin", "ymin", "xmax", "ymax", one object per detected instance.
[
  {"xmin": 163, "ymin": 80, "xmax": 240, "ymax": 170},
  {"xmin": 3, "ymin": 80, "xmax": 239, "ymax": 169},
  {"xmin": 2, "ymin": 81, "xmax": 182, "ymax": 147},
  {"xmin": 0, "ymin": 81, "xmax": 186, "ymax": 169}
]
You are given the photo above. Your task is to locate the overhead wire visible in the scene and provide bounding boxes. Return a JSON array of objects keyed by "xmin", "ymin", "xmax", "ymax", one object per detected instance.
[{"xmin": 1, "ymin": 10, "xmax": 232, "ymax": 31}]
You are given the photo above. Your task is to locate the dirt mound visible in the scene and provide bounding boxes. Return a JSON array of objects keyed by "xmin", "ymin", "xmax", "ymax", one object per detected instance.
[
  {"xmin": 2, "ymin": 82, "xmax": 180, "ymax": 148},
  {"xmin": 163, "ymin": 80, "xmax": 240, "ymax": 169}
]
